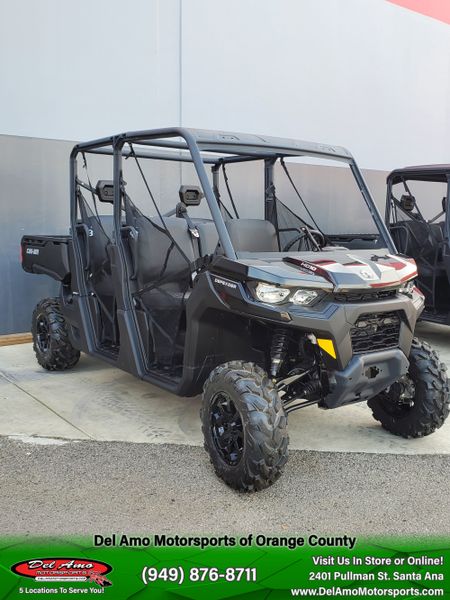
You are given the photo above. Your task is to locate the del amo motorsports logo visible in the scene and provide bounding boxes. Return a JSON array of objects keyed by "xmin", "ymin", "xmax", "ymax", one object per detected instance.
[{"xmin": 11, "ymin": 557, "xmax": 112, "ymax": 588}]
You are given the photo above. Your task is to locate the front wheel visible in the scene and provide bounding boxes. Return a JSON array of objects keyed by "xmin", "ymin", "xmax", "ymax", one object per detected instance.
[
  {"xmin": 201, "ymin": 361, "xmax": 289, "ymax": 492},
  {"xmin": 368, "ymin": 338, "xmax": 449, "ymax": 438}
]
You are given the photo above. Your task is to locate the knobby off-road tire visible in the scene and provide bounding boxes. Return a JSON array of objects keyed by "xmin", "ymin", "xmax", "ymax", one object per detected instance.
[
  {"xmin": 201, "ymin": 361, "xmax": 289, "ymax": 492},
  {"xmin": 32, "ymin": 298, "xmax": 80, "ymax": 371},
  {"xmin": 368, "ymin": 338, "xmax": 449, "ymax": 438}
]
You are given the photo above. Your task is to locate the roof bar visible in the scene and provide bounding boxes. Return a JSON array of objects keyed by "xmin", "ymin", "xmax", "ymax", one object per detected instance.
[{"xmin": 86, "ymin": 147, "xmax": 217, "ymax": 164}]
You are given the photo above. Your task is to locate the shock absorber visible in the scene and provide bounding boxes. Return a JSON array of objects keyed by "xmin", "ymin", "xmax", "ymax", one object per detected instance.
[
  {"xmin": 300, "ymin": 380, "xmax": 322, "ymax": 400},
  {"xmin": 270, "ymin": 328, "xmax": 290, "ymax": 379}
]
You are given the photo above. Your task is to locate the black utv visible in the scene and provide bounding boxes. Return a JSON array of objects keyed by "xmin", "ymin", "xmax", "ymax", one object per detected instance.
[
  {"xmin": 386, "ymin": 164, "xmax": 450, "ymax": 324},
  {"xmin": 21, "ymin": 128, "xmax": 449, "ymax": 491}
]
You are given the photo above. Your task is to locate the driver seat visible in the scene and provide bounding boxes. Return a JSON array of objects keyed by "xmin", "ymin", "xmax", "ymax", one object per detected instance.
[{"xmin": 225, "ymin": 219, "xmax": 279, "ymax": 252}]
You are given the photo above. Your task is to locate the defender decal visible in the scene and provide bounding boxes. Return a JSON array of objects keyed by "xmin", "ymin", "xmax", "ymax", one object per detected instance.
[{"xmin": 213, "ymin": 277, "xmax": 237, "ymax": 290}]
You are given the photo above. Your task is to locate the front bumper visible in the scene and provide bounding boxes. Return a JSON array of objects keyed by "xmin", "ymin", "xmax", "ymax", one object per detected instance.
[{"xmin": 322, "ymin": 348, "xmax": 409, "ymax": 408}]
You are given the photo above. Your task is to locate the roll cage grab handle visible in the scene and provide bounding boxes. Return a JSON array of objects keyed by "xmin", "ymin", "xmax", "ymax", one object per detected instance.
[{"xmin": 70, "ymin": 127, "xmax": 396, "ymax": 262}]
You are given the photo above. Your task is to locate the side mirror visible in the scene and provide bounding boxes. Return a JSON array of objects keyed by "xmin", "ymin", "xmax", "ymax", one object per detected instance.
[
  {"xmin": 179, "ymin": 185, "xmax": 203, "ymax": 206},
  {"xmin": 96, "ymin": 180, "xmax": 114, "ymax": 204},
  {"xmin": 400, "ymin": 194, "xmax": 415, "ymax": 212}
]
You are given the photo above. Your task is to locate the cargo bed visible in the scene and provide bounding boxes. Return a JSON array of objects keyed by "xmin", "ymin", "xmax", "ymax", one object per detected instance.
[{"xmin": 21, "ymin": 235, "xmax": 71, "ymax": 282}]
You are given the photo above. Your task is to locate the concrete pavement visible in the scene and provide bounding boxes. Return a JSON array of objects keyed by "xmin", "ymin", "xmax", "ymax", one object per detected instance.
[{"xmin": 0, "ymin": 321, "xmax": 449, "ymax": 454}]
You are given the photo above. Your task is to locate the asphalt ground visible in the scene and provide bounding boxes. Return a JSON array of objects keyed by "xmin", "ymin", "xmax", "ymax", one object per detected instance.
[{"xmin": 0, "ymin": 437, "xmax": 448, "ymax": 536}]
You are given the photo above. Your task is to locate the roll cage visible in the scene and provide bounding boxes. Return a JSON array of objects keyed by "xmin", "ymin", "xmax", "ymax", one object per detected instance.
[
  {"xmin": 67, "ymin": 128, "xmax": 395, "ymax": 393},
  {"xmin": 386, "ymin": 165, "xmax": 450, "ymax": 233},
  {"xmin": 386, "ymin": 165, "xmax": 450, "ymax": 321},
  {"xmin": 70, "ymin": 127, "xmax": 395, "ymax": 259}
]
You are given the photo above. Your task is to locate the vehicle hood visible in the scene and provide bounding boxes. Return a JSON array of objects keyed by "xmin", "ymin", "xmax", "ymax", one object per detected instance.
[{"xmin": 237, "ymin": 249, "xmax": 418, "ymax": 291}]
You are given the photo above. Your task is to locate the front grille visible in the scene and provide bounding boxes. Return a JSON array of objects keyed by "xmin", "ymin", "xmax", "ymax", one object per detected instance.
[
  {"xmin": 350, "ymin": 312, "xmax": 401, "ymax": 354},
  {"xmin": 334, "ymin": 290, "xmax": 397, "ymax": 303}
]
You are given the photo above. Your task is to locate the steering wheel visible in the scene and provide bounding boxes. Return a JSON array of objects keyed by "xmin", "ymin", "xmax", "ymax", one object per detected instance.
[{"xmin": 283, "ymin": 229, "xmax": 325, "ymax": 252}]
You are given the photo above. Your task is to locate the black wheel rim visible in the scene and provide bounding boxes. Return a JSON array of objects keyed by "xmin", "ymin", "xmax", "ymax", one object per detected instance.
[
  {"xmin": 381, "ymin": 376, "xmax": 416, "ymax": 416},
  {"xmin": 210, "ymin": 392, "xmax": 244, "ymax": 466},
  {"xmin": 36, "ymin": 315, "xmax": 50, "ymax": 353}
]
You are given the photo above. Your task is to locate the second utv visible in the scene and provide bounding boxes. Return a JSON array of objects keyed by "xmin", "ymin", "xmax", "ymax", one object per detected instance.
[{"xmin": 386, "ymin": 164, "xmax": 450, "ymax": 325}]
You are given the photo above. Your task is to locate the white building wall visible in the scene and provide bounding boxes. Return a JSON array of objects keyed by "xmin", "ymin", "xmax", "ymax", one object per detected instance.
[
  {"xmin": 181, "ymin": 0, "xmax": 450, "ymax": 170},
  {"xmin": 0, "ymin": 0, "xmax": 181, "ymax": 140},
  {"xmin": 1, "ymin": 0, "xmax": 449, "ymax": 169}
]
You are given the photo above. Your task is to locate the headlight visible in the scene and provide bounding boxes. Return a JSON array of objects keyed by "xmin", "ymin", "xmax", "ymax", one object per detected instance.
[
  {"xmin": 255, "ymin": 282, "xmax": 290, "ymax": 304},
  {"xmin": 399, "ymin": 279, "xmax": 415, "ymax": 296},
  {"xmin": 292, "ymin": 289, "xmax": 319, "ymax": 305},
  {"xmin": 253, "ymin": 282, "xmax": 320, "ymax": 305}
]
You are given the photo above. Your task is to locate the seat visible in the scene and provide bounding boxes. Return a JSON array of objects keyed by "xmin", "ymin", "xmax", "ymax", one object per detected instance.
[
  {"xmin": 95, "ymin": 214, "xmax": 114, "ymax": 238},
  {"xmin": 134, "ymin": 215, "xmax": 196, "ymax": 285},
  {"xmin": 193, "ymin": 219, "xmax": 219, "ymax": 256},
  {"xmin": 393, "ymin": 220, "xmax": 436, "ymax": 261},
  {"xmin": 127, "ymin": 215, "xmax": 195, "ymax": 366},
  {"xmin": 392, "ymin": 220, "xmax": 446, "ymax": 279},
  {"xmin": 81, "ymin": 214, "xmax": 113, "ymax": 283},
  {"xmin": 225, "ymin": 219, "xmax": 279, "ymax": 252},
  {"xmin": 76, "ymin": 212, "xmax": 116, "ymax": 343}
]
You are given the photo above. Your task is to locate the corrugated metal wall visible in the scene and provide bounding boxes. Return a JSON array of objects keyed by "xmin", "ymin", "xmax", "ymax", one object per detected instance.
[{"xmin": 0, "ymin": 134, "xmax": 389, "ymax": 334}]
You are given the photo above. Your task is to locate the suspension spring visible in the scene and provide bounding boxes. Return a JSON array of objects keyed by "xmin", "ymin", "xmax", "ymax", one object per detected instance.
[
  {"xmin": 300, "ymin": 380, "xmax": 322, "ymax": 400},
  {"xmin": 270, "ymin": 328, "xmax": 290, "ymax": 378}
]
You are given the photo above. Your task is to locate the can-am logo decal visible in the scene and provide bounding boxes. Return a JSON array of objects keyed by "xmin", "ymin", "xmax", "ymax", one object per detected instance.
[
  {"xmin": 11, "ymin": 557, "xmax": 112, "ymax": 587},
  {"xmin": 26, "ymin": 247, "xmax": 40, "ymax": 255},
  {"xmin": 359, "ymin": 269, "xmax": 376, "ymax": 280}
]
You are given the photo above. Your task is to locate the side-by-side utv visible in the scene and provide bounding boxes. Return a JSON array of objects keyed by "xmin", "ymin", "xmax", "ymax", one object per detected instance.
[
  {"xmin": 21, "ymin": 128, "xmax": 449, "ymax": 491},
  {"xmin": 386, "ymin": 164, "xmax": 450, "ymax": 324}
]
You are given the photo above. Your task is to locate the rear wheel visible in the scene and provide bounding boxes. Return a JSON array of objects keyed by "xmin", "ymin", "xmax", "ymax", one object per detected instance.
[
  {"xmin": 368, "ymin": 338, "xmax": 449, "ymax": 438},
  {"xmin": 32, "ymin": 298, "xmax": 80, "ymax": 371},
  {"xmin": 201, "ymin": 361, "xmax": 289, "ymax": 492}
]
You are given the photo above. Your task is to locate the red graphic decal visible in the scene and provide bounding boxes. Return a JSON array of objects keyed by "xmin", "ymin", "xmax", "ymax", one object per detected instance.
[
  {"xmin": 312, "ymin": 259, "xmax": 336, "ymax": 266},
  {"xmin": 383, "ymin": 260, "xmax": 407, "ymax": 271},
  {"xmin": 370, "ymin": 273, "xmax": 415, "ymax": 288},
  {"xmin": 387, "ymin": 0, "xmax": 450, "ymax": 25}
]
